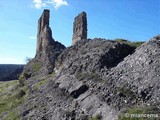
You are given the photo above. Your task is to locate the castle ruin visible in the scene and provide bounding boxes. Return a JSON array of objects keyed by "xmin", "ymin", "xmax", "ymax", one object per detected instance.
[
  {"xmin": 72, "ymin": 12, "xmax": 87, "ymax": 45},
  {"xmin": 36, "ymin": 9, "xmax": 51, "ymax": 54},
  {"xmin": 35, "ymin": 9, "xmax": 65, "ymax": 74}
]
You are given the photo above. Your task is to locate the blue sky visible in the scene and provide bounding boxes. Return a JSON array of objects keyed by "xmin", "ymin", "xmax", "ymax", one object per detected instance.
[{"xmin": 0, "ymin": 0, "xmax": 159, "ymax": 64}]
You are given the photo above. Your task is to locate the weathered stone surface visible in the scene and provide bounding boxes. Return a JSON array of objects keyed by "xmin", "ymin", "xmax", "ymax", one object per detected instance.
[
  {"xmin": 55, "ymin": 38, "xmax": 135, "ymax": 76},
  {"xmin": 101, "ymin": 35, "xmax": 160, "ymax": 110},
  {"xmin": 72, "ymin": 12, "xmax": 87, "ymax": 45},
  {"xmin": 20, "ymin": 35, "xmax": 160, "ymax": 120},
  {"xmin": 36, "ymin": 9, "xmax": 50, "ymax": 53},
  {"xmin": 20, "ymin": 38, "xmax": 136, "ymax": 120},
  {"xmin": 70, "ymin": 84, "xmax": 89, "ymax": 98}
]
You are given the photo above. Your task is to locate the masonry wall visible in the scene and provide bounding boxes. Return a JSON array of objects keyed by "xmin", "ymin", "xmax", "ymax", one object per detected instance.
[{"xmin": 72, "ymin": 12, "xmax": 87, "ymax": 45}]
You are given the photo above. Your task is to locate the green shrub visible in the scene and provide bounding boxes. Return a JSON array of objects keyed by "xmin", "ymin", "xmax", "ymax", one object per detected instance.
[
  {"xmin": 89, "ymin": 72, "xmax": 101, "ymax": 81},
  {"xmin": 115, "ymin": 39, "xmax": 128, "ymax": 42},
  {"xmin": 76, "ymin": 73, "xmax": 88, "ymax": 80},
  {"xmin": 37, "ymin": 79, "xmax": 48, "ymax": 86},
  {"xmin": 32, "ymin": 62, "xmax": 41, "ymax": 72},
  {"xmin": 48, "ymin": 72, "xmax": 55, "ymax": 77},
  {"xmin": 33, "ymin": 79, "xmax": 48, "ymax": 91},
  {"xmin": 131, "ymin": 42, "xmax": 144, "ymax": 48},
  {"xmin": 15, "ymin": 89, "xmax": 26, "ymax": 99},
  {"xmin": 117, "ymin": 87, "xmax": 134, "ymax": 98},
  {"xmin": 18, "ymin": 73, "xmax": 26, "ymax": 87},
  {"xmin": 115, "ymin": 39, "xmax": 144, "ymax": 48},
  {"xmin": 89, "ymin": 114, "xmax": 101, "ymax": 120}
]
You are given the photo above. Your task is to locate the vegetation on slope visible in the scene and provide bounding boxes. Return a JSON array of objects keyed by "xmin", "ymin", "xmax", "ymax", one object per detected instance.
[
  {"xmin": 115, "ymin": 39, "xmax": 144, "ymax": 48},
  {"xmin": 89, "ymin": 114, "xmax": 101, "ymax": 120},
  {"xmin": 33, "ymin": 79, "xmax": 48, "ymax": 91},
  {"xmin": 0, "ymin": 80, "xmax": 29, "ymax": 120}
]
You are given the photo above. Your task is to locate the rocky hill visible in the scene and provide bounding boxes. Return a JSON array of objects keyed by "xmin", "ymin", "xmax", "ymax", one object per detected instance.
[
  {"xmin": 0, "ymin": 9, "xmax": 159, "ymax": 120},
  {"xmin": 19, "ymin": 36, "xmax": 160, "ymax": 120},
  {"xmin": 0, "ymin": 64, "xmax": 24, "ymax": 81}
]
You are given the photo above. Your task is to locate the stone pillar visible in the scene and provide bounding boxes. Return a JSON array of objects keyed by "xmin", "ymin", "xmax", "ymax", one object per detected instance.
[
  {"xmin": 72, "ymin": 12, "xmax": 87, "ymax": 45},
  {"xmin": 38, "ymin": 9, "xmax": 50, "ymax": 34},
  {"xmin": 36, "ymin": 9, "xmax": 50, "ymax": 53}
]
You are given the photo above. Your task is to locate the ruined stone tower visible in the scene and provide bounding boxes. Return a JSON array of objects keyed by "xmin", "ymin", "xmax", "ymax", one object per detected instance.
[
  {"xmin": 36, "ymin": 9, "xmax": 51, "ymax": 54},
  {"xmin": 23, "ymin": 9, "xmax": 66, "ymax": 75},
  {"xmin": 38, "ymin": 9, "xmax": 50, "ymax": 35},
  {"xmin": 72, "ymin": 12, "xmax": 87, "ymax": 45}
]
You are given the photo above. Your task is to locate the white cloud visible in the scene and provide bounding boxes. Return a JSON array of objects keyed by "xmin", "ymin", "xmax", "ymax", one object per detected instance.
[
  {"xmin": 29, "ymin": 36, "xmax": 36, "ymax": 40},
  {"xmin": 51, "ymin": 0, "xmax": 68, "ymax": 9},
  {"xmin": 33, "ymin": 0, "xmax": 46, "ymax": 9},
  {"xmin": 33, "ymin": 0, "xmax": 68, "ymax": 9}
]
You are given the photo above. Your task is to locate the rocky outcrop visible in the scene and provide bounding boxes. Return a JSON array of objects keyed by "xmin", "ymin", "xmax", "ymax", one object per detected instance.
[
  {"xmin": 72, "ymin": 12, "xmax": 87, "ymax": 45},
  {"xmin": 101, "ymin": 35, "xmax": 160, "ymax": 109},
  {"xmin": 20, "ymin": 38, "xmax": 136, "ymax": 120},
  {"xmin": 21, "ymin": 35, "xmax": 160, "ymax": 120},
  {"xmin": 55, "ymin": 38, "xmax": 135, "ymax": 76},
  {"xmin": 23, "ymin": 9, "xmax": 65, "ymax": 77}
]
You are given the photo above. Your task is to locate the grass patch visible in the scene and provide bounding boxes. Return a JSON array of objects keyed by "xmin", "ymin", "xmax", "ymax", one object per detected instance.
[
  {"xmin": 0, "ymin": 80, "xmax": 18, "ymax": 93},
  {"xmin": 76, "ymin": 73, "xmax": 88, "ymax": 80},
  {"xmin": 115, "ymin": 39, "xmax": 144, "ymax": 48},
  {"xmin": 119, "ymin": 106, "xmax": 160, "ymax": 120},
  {"xmin": 89, "ymin": 114, "xmax": 101, "ymax": 120},
  {"xmin": 0, "ymin": 86, "xmax": 28, "ymax": 114},
  {"xmin": 32, "ymin": 62, "xmax": 41, "ymax": 72},
  {"xmin": 117, "ymin": 87, "xmax": 134, "ymax": 98},
  {"xmin": 131, "ymin": 42, "xmax": 144, "ymax": 48},
  {"xmin": 3, "ymin": 111, "xmax": 20, "ymax": 120},
  {"xmin": 33, "ymin": 79, "xmax": 48, "ymax": 91},
  {"xmin": 48, "ymin": 72, "xmax": 55, "ymax": 78},
  {"xmin": 0, "ymin": 80, "xmax": 29, "ymax": 120}
]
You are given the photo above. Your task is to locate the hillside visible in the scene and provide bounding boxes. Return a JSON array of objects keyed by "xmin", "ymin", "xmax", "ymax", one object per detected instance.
[
  {"xmin": 0, "ymin": 9, "xmax": 159, "ymax": 120},
  {"xmin": 0, "ymin": 64, "xmax": 24, "ymax": 81},
  {"xmin": 18, "ymin": 36, "xmax": 160, "ymax": 120}
]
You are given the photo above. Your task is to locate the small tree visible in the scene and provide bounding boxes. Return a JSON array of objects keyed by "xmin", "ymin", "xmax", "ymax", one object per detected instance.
[
  {"xmin": 25, "ymin": 57, "xmax": 32, "ymax": 64},
  {"xmin": 19, "ymin": 73, "xmax": 26, "ymax": 87}
]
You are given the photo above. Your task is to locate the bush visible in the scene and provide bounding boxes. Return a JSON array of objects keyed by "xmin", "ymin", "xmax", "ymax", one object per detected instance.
[
  {"xmin": 117, "ymin": 87, "xmax": 134, "ymax": 98},
  {"xmin": 32, "ymin": 62, "xmax": 41, "ymax": 72},
  {"xmin": 16, "ymin": 89, "xmax": 26, "ymax": 99},
  {"xmin": 89, "ymin": 114, "xmax": 101, "ymax": 120},
  {"xmin": 33, "ymin": 79, "xmax": 48, "ymax": 91},
  {"xmin": 18, "ymin": 73, "xmax": 26, "ymax": 87},
  {"xmin": 25, "ymin": 57, "xmax": 32, "ymax": 64},
  {"xmin": 115, "ymin": 39, "xmax": 144, "ymax": 48}
]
